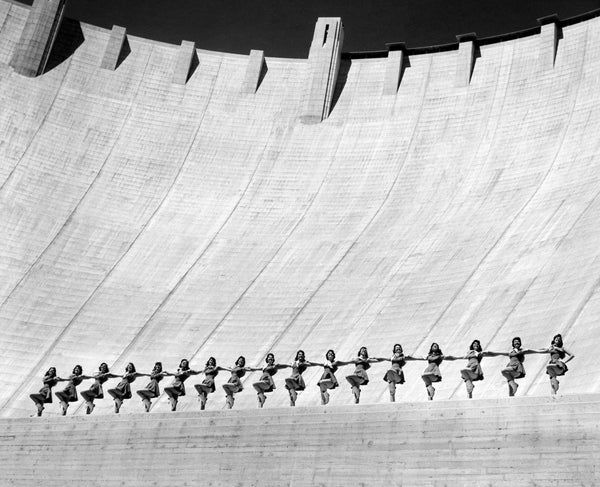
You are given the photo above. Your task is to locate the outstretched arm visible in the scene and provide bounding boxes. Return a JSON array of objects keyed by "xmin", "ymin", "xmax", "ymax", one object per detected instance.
[
  {"xmin": 481, "ymin": 350, "xmax": 505, "ymax": 357},
  {"xmin": 303, "ymin": 361, "xmax": 321, "ymax": 368},
  {"xmin": 405, "ymin": 355, "xmax": 426, "ymax": 361},
  {"xmin": 523, "ymin": 348, "xmax": 546, "ymax": 355}
]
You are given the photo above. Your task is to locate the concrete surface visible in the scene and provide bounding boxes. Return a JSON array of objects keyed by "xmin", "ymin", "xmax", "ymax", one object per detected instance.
[
  {"xmin": 0, "ymin": 1, "xmax": 598, "ymax": 421},
  {"xmin": 0, "ymin": 394, "xmax": 598, "ymax": 485}
]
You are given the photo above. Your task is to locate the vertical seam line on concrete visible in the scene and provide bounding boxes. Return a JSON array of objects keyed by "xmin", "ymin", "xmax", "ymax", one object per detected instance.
[{"xmin": 0, "ymin": 51, "xmax": 154, "ymax": 414}]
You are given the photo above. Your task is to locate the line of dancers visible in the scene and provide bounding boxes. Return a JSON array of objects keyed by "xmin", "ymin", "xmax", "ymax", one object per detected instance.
[{"xmin": 29, "ymin": 334, "xmax": 573, "ymax": 417}]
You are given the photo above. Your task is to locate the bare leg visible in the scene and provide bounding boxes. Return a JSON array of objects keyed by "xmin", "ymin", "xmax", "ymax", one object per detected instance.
[
  {"xmin": 422, "ymin": 375, "xmax": 435, "ymax": 400},
  {"xmin": 55, "ymin": 392, "xmax": 68, "ymax": 415},
  {"xmin": 289, "ymin": 388, "xmax": 297, "ymax": 407},
  {"xmin": 30, "ymin": 394, "xmax": 45, "ymax": 416},
  {"xmin": 352, "ymin": 386, "xmax": 360, "ymax": 404},
  {"xmin": 388, "ymin": 382, "xmax": 396, "ymax": 402},
  {"xmin": 465, "ymin": 380, "xmax": 474, "ymax": 399},
  {"xmin": 257, "ymin": 392, "xmax": 266, "ymax": 408},
  {"xmin": 197, "ymin": 392, "xmax": 207, "ymax": 410},
  {"xmin": 225, "ymin": 394, "xmax": 234, "ymax": 409}
]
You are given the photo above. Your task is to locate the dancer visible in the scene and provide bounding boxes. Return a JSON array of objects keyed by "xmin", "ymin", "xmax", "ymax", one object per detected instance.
[
  {"xmin": 194, "ymin": 357, "xmax": 225, "ymax": 410},
  {"xmin": 80, "ymin": 363, "xmax": 119, "ymax": 414},
  {"xmin": 316, "ymin": 350, "xmax": 350, "ymax": 405},
  {"xmin": 29, "ymin": 367, "xmax": 61, "ymax": 417},
  {"xmin": 252, "ymin": 353, "xmax": 290, "ymax": 408},
  {"xmin": 345, "ymin": 346, "xmax": 384, "ymax": 404},
  {"xmin": 136, "ymin": 362, "xmax": 167, "ymax": 412},
  {"xmin": 55, "ymin": 365, "xmax": 90, "ymax": 415},
  {"xmin": 382, "ymin": 344, "xmax": 421, "ymax": 402},
  {"xmin": 500, "ymin": 337, "xmax": 541, "ymax": 396},
  {"xmin": 107, "ymin": 362, "xmax": 146, "ymax": 413},
  {"xmin": 457, "ymin": 340, "xmax": 502, "ymax": 399},
  {"xmin": 284, "ymin": 350, "xmax": 318, "ymax": 406},
  {"xmin": 163, "ymin": 359, "xmax": 200, "ymax": 411},
  {"xmin": 222, "ymin": 356, "xmax": 260, "ymax": 409},
  {"xmin": 421, "ymin": 343, "xmax": 446, "ymax": 400},
  {"xmin": 542, "ymin": 334, "xmax": 575, "ymax": 395}
]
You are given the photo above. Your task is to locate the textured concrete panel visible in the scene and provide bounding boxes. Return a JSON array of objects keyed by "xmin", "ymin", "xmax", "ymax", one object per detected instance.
[
  {"xmin": 455, "ymin": 33, "xmax": 476, "ymax": 87},
  {"xmin": 538, "ymin": 15, "xmax": 560, "ymax": 70},
  {"xmin": 172, "ymin": 39, "xmax": 196, "ymax": 84},
  {"xmin": 0, "ymin": 395, "xmax": 598, "ymax": 485},
  {"xmin": 299, "ymin": 17, "xmax": 344, "ymax": 123},
  {"xmin": 241, "ymin": 49, "xmax": 264, "ymax": 94},
  {"xmin": 383, "ymin": 45, "xmax": 406, "ymax": 95},
  {"xmin": 9, "ymin": 0, "xmax": 66, "ymax": 77},
  {"xmin": 100, "ymin": 25, "xmax": 127, "ymax": 71}
]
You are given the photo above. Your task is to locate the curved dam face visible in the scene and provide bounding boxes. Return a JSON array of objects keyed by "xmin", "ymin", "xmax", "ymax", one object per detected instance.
[{"xmin": 0, "ymin": 1, "xmax": 599, "ymax": 417}]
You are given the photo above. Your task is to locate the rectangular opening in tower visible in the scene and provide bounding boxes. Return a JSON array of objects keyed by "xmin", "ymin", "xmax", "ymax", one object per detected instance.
[{"xmin": 323, "ymin": 24, "xmax": 329, "ymax": 45}]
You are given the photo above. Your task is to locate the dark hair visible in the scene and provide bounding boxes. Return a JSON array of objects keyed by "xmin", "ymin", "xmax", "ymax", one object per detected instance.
[
  {"xmin": 470, "ymin": 340, "xmax": 481, "ymax": 351},
  {"xmin": 126, "ymin": 362, "xmax": 136, "ymax": 373},
  {"xmin": 552, "ymin": 334, "xmax": 563, "ymax": 347},
  {"xmin": 358, "ymin": 347, "xmax": 369, "ymax": 358},
  {"xmin": 393, "ymin": 343, "xmax": 403, "ymax": 354},
  {"xmin": 235, "ymin": 356, "xmax": 246, "ymax": 367},
  {"xmin": 206, "ymin": 357, "xmax": 216, "ymax": 367},
  {"xmin": 325, "ymin": 350, "xmax": 336, "ymax": 361},
  {"xmin": 45, "ymin": 367, "xmax": 57, "ymax": 377},
  {"xmin": 265, "ymin": 353, "xmax": 275, "ymax": 363},
  {"xmin": 99, "ymin": 362, "xmax": 109, "ymax": 373},
  {"xmin": 429, "ymin": 343, "xmax": 442, "ymax": 355},
  {"xmin": 295, "ymin": 350, "xmax": 305, "ymax": 361},
  {"xmin": 73, "ymin": 365, "xmax": 83, "ymax": 375},
  {"xmin": 179, "ymin": 359, "xmax": 189, "ymax": 370},
  {"xmin": 512, "ymin": 337, "xmax": 522, "ymax": 349},
  {"xmin": 153, "ymin": 362, "xmax": 163, "ymax": 373}
]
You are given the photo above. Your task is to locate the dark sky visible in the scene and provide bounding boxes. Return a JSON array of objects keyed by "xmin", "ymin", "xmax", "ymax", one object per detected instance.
[{"xmin": 22, "ymin": 0, "xmax": 600, "ymax": 57}]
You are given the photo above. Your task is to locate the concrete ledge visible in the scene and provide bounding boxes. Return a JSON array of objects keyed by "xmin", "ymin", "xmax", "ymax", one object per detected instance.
[
  {"xmin": 383, "ymin": 43, "xmax": 407, "ymax": 95},
  {"xmin": 538, "ymin": 14, "xmax": 561, "ymax": 69},
  {"xmin": 9, "ymin": 0, "xmax": 66, "ymax": 77},
  {"xmin": 241, "ymin": 49, "xmax": 265, "ymax": 94},
  {"xmin": 100, "ymin": 25, "xmax": 127, "ymax": 71},
  {"xmin": 172, "ymin": 40, "xmax": 197, "ymax": 85},
  {"xmin": 1, "ymin": 394, "xmax": 597, "ymax": 486},
  {"xmin": 299, "ymin": 17, "xmax": 344, "ymax": 123},
  {"xmin": 455, "ymin": 32, "xmax": 477, "ymax": 87}
]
